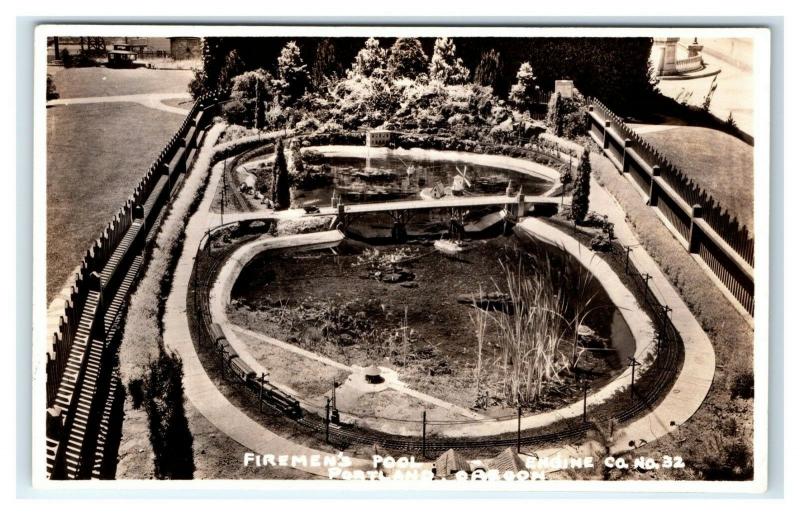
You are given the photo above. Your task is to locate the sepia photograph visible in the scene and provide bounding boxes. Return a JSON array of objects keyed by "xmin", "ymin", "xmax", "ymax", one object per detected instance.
[{"xmin": 31, "ymin": 24, "xmax": 770, "ymax": 491}]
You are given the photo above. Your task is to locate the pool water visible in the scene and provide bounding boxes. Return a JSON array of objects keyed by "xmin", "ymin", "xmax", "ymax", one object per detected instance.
[{"xmin": 292, "ymin": 155, "xmax": 553, "ymax": 206}]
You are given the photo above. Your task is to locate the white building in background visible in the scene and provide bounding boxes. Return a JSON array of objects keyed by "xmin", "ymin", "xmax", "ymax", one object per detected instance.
[{"xmin": 366, "ymin": 130, "xmax": 394, "ymax": 147}]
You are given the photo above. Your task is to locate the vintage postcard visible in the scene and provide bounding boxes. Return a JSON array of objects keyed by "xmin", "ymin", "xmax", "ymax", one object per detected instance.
[{"xmin": 32, "ymin": 25, "xmax": 770, "ymax": 492}]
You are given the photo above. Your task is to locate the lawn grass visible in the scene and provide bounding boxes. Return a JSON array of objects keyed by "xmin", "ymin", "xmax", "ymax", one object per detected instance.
[
  {"xmin": 46, "ymin": 102, "xmax": 185, "ymax": 300},
  {"xmin": 635, "ymin": 125, "xmax": 754, "ymax": 230},
  {"xmin": 47, "ymin": 65, "xmax": 193, "ymax": 98},
  {"xmin": 160, "ymin": 97, "xmax": 194, "ymax": 110}
]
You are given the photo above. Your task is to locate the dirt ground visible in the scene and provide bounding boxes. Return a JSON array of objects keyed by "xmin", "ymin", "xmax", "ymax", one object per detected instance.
[{"xmin": 115, "ymin": 392, "xmax": 320, "ymax": 480}]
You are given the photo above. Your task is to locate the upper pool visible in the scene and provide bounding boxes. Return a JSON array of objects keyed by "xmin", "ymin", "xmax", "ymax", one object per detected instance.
[{"xmin": 243, "ymin": 153, "xmax": 555, "ymax": 207}]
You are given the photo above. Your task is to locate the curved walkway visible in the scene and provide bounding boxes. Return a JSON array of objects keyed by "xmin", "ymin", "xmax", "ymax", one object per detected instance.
[
  {"xmin": 162, "ymin": 129, "xmax": 372, "ymax": 477},
  {"xmin": 47, "ymin": 92, "xmax": 192, "ymax": 115},
  {"xmin": 584, "ymin": 174, "xmax": 716, "ymax": 452}
]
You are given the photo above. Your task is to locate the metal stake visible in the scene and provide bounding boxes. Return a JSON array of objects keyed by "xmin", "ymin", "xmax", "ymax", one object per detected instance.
[
  {"xmin": 628, "ymin": 356, "xmax": 641, "ymax": 399},
  {"xmin": 422, "ymin": 411, "xmax": 427, "ymax": 459},
  {"xmin": 582, "ymin": 379, "xmax": 589, "ymax": 423},
  {"xmin": 625, "ymin": 245, "xmax": 632, "ymax": 274},
  {"xmin": 325, "ymin": 397, "xmax": 331, "ymax": 443},
  {"xmin": 258, "ymin": 372, "xmax": 265, "ymax": 413},
  {"xmin": 642, "ymin": 272, "xmax": 651, "ymax": 291}
]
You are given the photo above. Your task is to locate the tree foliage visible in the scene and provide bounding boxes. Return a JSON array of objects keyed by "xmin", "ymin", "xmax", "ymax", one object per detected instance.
[
  {"xmin": 509, "ymin": 62, "xmax": 540, "ymax": 114},
  {"xmin": 546, "ymin": 90, "xmax": 588, "ymax": 139},
  {"xmin": 571, "ymin": 148, "xmax": 592, "ymax": 223},
  {"xmin": 429, "ymin": 37, "xmax": 470, "ymax": 85},
  {"xmin": 46, "ymin": 74, "xmax": 59, "ymax": 100},
  {"xmin": 349, "ymin": 37, "xmax": 387, "ymax": 78},
  {"xmin": 276, "ymin": 41, "xmax": 309, "ymax": 106},
  {"xmin": 387, "ymin": 38, "xmax": 428, "ymax": 80},
  {"xmin": 311, "ymin": 38, "xmax": 341, "ymax": 89},
  {"xmin": 224, "ymin": 69, "xmax": 275, "ymax": 127},
  {"xmin": 273, "ymin": 139, "xmax": 291, "ymax": 209},
  {"xmin": 474, "ymin": 48, "xmax": 503, "ymax": 93}
]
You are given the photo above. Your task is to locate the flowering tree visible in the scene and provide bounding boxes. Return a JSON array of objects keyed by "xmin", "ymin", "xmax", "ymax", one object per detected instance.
[
  {"xmin": 276, "ymin": 41, "xmax": 309, "ymax": 105},
  {"xmin": 428, "ymin": 37, "xmax": 470, "ymax": 85},
  {"xmin": 509, "ymin": 62, "xmax": 540, "ymax": 113}
]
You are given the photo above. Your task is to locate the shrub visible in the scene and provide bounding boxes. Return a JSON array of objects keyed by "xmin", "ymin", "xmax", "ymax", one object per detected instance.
[
  {"xmin": 128, "ymin": 378, "xmax": 144, "ymax": 409},
  {"xmin": 547, "ymin": 90, "xmax": 588, "ymax": 139},
  {"xmin": 46, "ymin": 74, "xmax": 59, "ymax": 101},
  {"xmin": 571, "ymin": 149, "xmax": 592, "ymax": 223},
  {"xmin": 729, "ymin": 369, "xmax": 754, "ymax": 400},
  {"xmin": 59, "ymin": 49, "xmax": 73, "ymax": 67},
  {"xmin": 144, "ymin": 350, "xmax": 194, "ymax": 479},
  {"xmin": 273, "ymin": 139, "xmax": 291, "ymax": 209}
]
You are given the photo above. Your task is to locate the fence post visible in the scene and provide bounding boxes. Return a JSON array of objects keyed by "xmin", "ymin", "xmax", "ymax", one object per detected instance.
[
  {"xmin": 688, "ymin": 204, "xmax": 703, "ymax": 253},
  {"xmin": 648, "ymin": 165, "xmax": 661, "ymax": 207},
  {"xmin": 621, "ymin": 139, "xmax": 632, "ymax": 174},
  {"xmin": 517, "ymin": 405, "xmax": 522, "ymax": 453},
  {"xmin": 586, "ymin": 105, "xmax": 594, "ymax": 132},
  {"xmin": 602, "ymin": 120, "xmax": 611, "ymax": 149}
]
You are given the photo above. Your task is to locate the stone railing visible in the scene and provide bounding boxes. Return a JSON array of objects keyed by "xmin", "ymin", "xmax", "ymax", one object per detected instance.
[{"xmin": 675, "ymin": 55, "xmax": 704, "ymax": 74}]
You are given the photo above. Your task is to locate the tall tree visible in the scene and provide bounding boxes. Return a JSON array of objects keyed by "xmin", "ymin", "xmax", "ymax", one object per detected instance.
[
  {"xmin": 509, "ymin": 62, "xmax": 540, "ymax": 113},
  {"xmin": 429, "ymin": 37, "xmax": 470, "ymax": 85},
  {"xmin": 189, "ymin": 37, "xmax": 227, "ymax": 98},
  {"xmin": 273, "ymin": 139, "xmax": 291, "ymax": 210},
  {"xmin": 218, "ymin": 49, "xmax": 245, "ymax": 93},
  {"xmin": 350, "ymin": 37, "xmax": 387, "ymax": 78},
  {"xmin": 311, "ymin": 39, "xmax": 342, "ymax": 89},
  {"xmin": 571, "ymin": 149, "xmax": 592, "ymax": 224},
  {"xmin": 254, "ymin": 77, "xmax": 266, "ymax": 129},
  {"xmin": 276, "ymin": 41, "xmax": 309, "ymax": 105},
  {"xmin": 549, "ymin": 92, "xmax": 564, "ymax": 137},
  {"xmin": 387, "ymin": 38, "xmax": 428, "ymax": 80},
  {"xmin": 474, "ymin": 48, "xmax": 503, "ymax": 93},
  {"xmin": 226, "ymin": 69, "xmax": 273, "ymax": 127}
]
